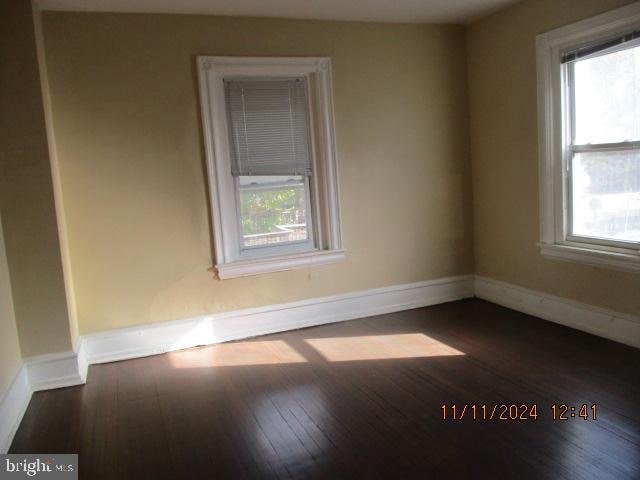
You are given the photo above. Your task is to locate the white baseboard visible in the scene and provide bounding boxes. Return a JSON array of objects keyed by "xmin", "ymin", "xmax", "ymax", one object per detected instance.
[
  {"xmin": 0, "ymin": 351, "xmax": 83, "ymax": 453},
  {"xmin": 0, "ymin": 366, "xmax": 32, "ymax": 453},
  {"xmin": 2, "ymin": 273, "xmax": 638, "ymax": 453},
  {"xmin": 7, "ymin": 271, "xmax": 638, "ymax": 445},
  {"xmin": 475, "ymin": 275, "xmax": 640, "ymax": 349},
  {"xmin": 0, "ymin": 274, "xmax": 472, "ymax": 452},
  {"xmin": 79, "ymin": 275, "xmax": 475, "ymax": 366},
  {"xmin": 24, "ymin": 351, "xmax": 84, "ymax": 392}
]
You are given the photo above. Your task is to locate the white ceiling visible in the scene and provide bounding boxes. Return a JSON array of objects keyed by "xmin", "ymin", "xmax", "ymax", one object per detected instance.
[{"xmin": 36, "ymin": 0, "xmax": 521, "ymax": 25}]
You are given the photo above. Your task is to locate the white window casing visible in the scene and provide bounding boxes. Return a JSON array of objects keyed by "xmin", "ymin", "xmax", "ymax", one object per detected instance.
[
  {"xmin": 198, "ymin": 57, "xmax": 345, "ymax": 279},
  {"xmin": 536, "ymin": 3, "xmax": 640, "ymax": 273}
]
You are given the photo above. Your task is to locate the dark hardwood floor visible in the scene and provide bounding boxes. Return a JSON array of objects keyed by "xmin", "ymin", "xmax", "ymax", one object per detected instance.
[{"xmin": 10, "ymin": 299, "xmax": 640, "ymax": 479}]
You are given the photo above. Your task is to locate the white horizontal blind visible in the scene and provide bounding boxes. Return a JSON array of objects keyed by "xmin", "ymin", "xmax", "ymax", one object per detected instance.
[
  {"xmin": 225, "ymin": 78, "xmax": 312, "ymax": 176},
  {"xmin": 561, "ymin": 29, "xmax": 640, "ymax": 63}
]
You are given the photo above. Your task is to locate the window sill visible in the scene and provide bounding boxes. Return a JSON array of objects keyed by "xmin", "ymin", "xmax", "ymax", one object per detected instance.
[
  {"xmin": 539, "ymin": 243, "xmax": 640, "ymax": 274},
  {"xmin": 216, "ymin": 249, "xmax": 346, "ymax": 279}
]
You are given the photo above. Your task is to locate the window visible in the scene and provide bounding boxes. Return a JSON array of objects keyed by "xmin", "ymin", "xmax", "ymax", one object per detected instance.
[
  {"xmin": 198, "ymin": 57, "xmax": 344, "ymax": 279},
  {"xmin": 536, "ymin": 3, "xmax": 640, "ymax": 273}
]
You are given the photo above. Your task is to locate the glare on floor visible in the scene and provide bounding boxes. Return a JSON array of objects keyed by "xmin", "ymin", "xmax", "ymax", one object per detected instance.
[
  {"xmin": 168, "ymin": 340, "xmax": 307, "ymax": 368},
  {"xmin": 305, "ymin": 333, "xmax": 465, "ymax": 362}
]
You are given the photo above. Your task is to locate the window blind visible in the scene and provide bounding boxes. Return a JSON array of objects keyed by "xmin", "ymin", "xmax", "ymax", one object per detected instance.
[
  {"xmin": 224, "ymin": 78, "xmax": 312, "ymax": 176},
  {"xmin": 561, "ymin": 30, "xmax": 640, "ymax": 63}
]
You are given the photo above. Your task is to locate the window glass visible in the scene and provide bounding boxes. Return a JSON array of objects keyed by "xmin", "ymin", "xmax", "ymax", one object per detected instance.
[
  {"xmin": 572, "ymin": 150, "xmax": 640, "ymax": 242},
  {"xmin": 573, "ymin": 44, "xmax": 640, "ymax": 144},
  {"xmin": 238, "ymin": 176, "xmax": 310, "ymax": 248}
]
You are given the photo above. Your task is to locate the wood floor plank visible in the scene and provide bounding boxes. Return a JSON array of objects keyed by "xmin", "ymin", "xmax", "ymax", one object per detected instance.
[{"xmin": 9, "ymin": 299, "xmax": 640, "ymax": 479}]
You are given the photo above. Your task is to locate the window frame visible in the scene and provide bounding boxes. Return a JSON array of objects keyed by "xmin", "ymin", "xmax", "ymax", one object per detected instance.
[
  {"xmin": 536, "ymin": 3, "xmax": 640, "ymax": 273},
  {"xmin": 198, "ymin": 57, "xmax": 345, "ymax": 279}
]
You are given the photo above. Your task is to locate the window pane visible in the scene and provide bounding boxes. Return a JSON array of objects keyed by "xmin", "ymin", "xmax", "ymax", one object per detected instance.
[
  {"xmin": 238, "ymin": 176, "xmax": 309, "ymax": 248},
  {"xmin": 573, "ymin": 44, "xmax": 640, "ymax": 144},
  {"xmin": 572, "ymin": 150, "xmax": 640, "ymax": 243}
]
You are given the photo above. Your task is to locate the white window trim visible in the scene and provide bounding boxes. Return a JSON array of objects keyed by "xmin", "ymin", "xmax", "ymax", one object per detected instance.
[
  {"xmin": 536, "ymin": 3, "xmax": 640, "ymax": 274},
  {"xmin": 198, "ymin": 57, "xmax": 345, "ymax": 279}
]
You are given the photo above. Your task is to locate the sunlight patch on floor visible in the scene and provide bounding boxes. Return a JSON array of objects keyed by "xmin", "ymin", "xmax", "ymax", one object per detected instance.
[
  {"xmin": 304, "ymin": 333, "xmax": 465, "ymax": 362},
  {"xmin": 168, "ymin": 340, "xmax": 307, "ymax": 368}
]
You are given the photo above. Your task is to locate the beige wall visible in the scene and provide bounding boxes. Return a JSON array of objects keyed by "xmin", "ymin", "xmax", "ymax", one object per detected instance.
[
  {"xmin": 32, "ymin": 5, "xmax": 81, "ymax": 351},
  {"xmin": 467, "ymin": 0, "xmax": 640, "ymax": 316},
  {"xmin": 0, "ymin": 215, "xmax": 23, "ymax": 399},
  {"xmin": 0, "ymin": 0, "xmax": 72, "ymax": 357},
  {"xmin": 41, "ymin": 13, "xmax": 474, "ymax": 335}
]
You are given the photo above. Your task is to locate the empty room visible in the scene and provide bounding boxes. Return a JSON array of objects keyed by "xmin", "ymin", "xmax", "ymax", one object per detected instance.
[{"xmin": 1, "ymin": 0, "xmax": 639, "ymax": 478}]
